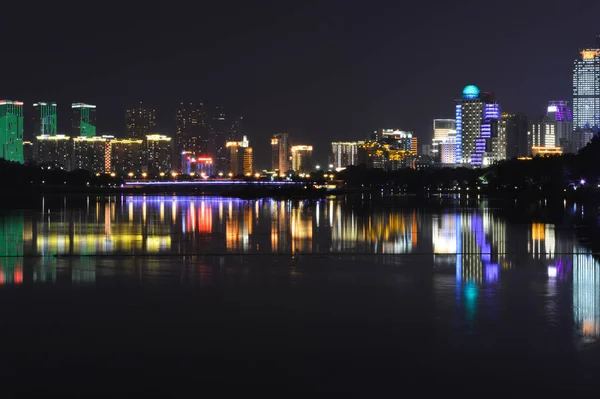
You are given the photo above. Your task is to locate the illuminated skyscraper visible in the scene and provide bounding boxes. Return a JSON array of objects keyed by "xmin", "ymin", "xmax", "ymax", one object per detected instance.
[
  {"xmin": 35, "ymin": 135, "xmax": 70, "ymax": 169},
  {"xmin": 332, "ymin": 142, "xmax": 359, "ymax": 169},
  {"xmin": 33, "ymin": 102, "xmax": 57, "ymax": 136},
  {"xmin": 455, "ymin": 85, "xmax": 500, "ymax": 166},
  {"xmin": 71, "ymin": 103, "xmax": 96, "ymax": 138},
  {"xmin": 546, "ymin": 101, "xmax": 574, "ymax": 152},
  {"xmin": 72, "ymin": 136, "xmax": 109, "ymax": 172},
  {"xmin": 0, "ymin": 100, "xmax": 24, "ymax": 163},
  {"xmin": 146, "ymin": 134, "xmax": 172, "ymax": 174},
  {"xmin": 243, "ymin": 147, "xmax": 253, "ymax": 176},
  {"xmin": 226, "ymin": 136, "xmax": 253, "ymax": 176},
  {"xmin": 271, "ymin": 133, "xmax": 290, "ymax": 172},
  {"xmin": 175, "ymin": 103, "xmax": 209, "ymax": 169},
  {"xmin": 125, "ymin": 102, "xmax": 156, "ymax": 139},
  {"xmin": 291, "ymin": 145, "xmax": 313, "ymax": 173},
  {"xmin": 573, "ymin": 47, "xmax": 600, "ymax": 130}
]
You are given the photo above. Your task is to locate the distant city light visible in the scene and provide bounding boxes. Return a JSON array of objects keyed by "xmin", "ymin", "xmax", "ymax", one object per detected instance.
[{"xmin": 548, "ymin": 266, "xmax": 558, "ymax": 278}]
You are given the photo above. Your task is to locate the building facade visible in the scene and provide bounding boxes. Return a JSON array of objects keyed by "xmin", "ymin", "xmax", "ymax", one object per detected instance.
[
  {"xmin": 433, "ymin": 119, "xmax": 456, "ymax": 140},
  {"xmin": 271, "ymin": 133, "xmax": 290, "ymax": 172},
  {"xmin": 331, "ymin": 142, "xmax": 359, "ymax": 169},
  {"xmin": 226, "ymin": 136, "xmax": 252, "ymax": 176},
  {"xmin": 0, "ymin": 100, "xmax": 24, "ymax": 163},
  {"xmin": 72, "ymin": 136, "xmax": 108, "ymax": 172},
  {"xmin": 23, "ymin": 141, "xmax": 33, "ymax": 164},
  {"xmin": 72, "ymin": 103, "xmax": 96, "ymax": 138},
  {"xmin": 547, "ymin": 101, "xmax": 574, "ymax": 152},
  {"xmin": 146, "ymin": 134, "xmax": 172, "ymax": 174},
  {"xmin": 291, "ymin": 145, "xmax": 313, "ymax": 173},
  {"xmin": 211, "ymin": 106, "xmax": 229, "ymax": 173},
  {"xmin": 35, "ymin": 135, "xmax": 70, "ymax": 169},
  {"xmin": 125, "ymin": 102, "xmax": 156, "ymax": 139},
  {"xmin": 440, "ymin": 141, "xmax": 456, "ymax": 165},
  {"xmin": 573, "ymin": 48, "xmax": 600, "ymax": 130},
  {"xmin": 375, "ymin": 130, "xmax": 416, "ymax": 153},
  {"xmin": 455, "ymin": 85, "xmax": 501, "ymax": 167},
  {"xmin": 33, "ymin": 102, "xmax": 57, "ymax": 136},
  {"xmin": 530, "ymin": 117, "xmax": 556, "ymax": 149},
  {"xmin": 504, "ymin": 113, "xmax": 529, "ymax": 159},
  {"xmin": 183, "ymin": 155, "xmax": 214, "ymax": 176},
  {"xmin": 432, "ymin": 119, "xmax": 456, "ymax": 161},
  {"xmin": 110, "ymin": 139, "xmax": 145, "ymax": 174},
  {"xmin": 175, "ymin": 103, "xmax": 209, "ymax": 169}
]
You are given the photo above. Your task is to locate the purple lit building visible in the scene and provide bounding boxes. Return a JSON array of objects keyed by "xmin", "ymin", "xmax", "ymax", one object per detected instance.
[
  {"xmin": 455, "ymin": 85, "xmax": 502, "ymax": 167},
  {"xmin": 546, "ymin": 101, "xmax": 574, "ymax": 152}
]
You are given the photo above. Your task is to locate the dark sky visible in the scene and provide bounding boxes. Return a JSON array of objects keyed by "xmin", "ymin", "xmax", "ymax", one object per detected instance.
[{"xmin": 4, "ymin": 0, "xmax": 600, "ymax": 167}]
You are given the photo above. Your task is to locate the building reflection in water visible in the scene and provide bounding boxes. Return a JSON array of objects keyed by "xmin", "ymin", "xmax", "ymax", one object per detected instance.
[
  {"xmin": 0, "ymin": 213, "xmax": 24, "ymax": 286},
  {"xmin": 430, "ymin": 208, "xmax": 508, "ymax": 328},
  {"xmin": 529, "ymin": 223, "xmax": 555, "ymax": 260},
  {"xmin": 573, "ymin": 250, "xmax": 600, "ymax": 338},
  {"xmin": 330, "ymin": 206, "xmax": 415, "ymax": 254}
]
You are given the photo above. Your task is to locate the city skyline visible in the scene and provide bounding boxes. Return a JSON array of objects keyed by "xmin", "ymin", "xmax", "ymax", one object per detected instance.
[{"xmin": 1, "ymin": 1, "xmax": 599, "ymax": 165}]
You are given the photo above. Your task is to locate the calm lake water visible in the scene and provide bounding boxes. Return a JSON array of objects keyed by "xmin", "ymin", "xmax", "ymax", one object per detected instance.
[{"xmin": 0, "ymin": 195, "xmax": 599, "ymax": 394}]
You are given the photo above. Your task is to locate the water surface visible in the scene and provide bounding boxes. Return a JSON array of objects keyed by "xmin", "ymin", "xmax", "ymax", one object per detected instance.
[{"xmin": 0, "ymin": 195, "xmax": 598, "ymax": 394}]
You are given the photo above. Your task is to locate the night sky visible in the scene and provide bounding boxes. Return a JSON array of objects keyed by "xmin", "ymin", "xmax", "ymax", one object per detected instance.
[{"xmin": 4, "ymin": 0, "xmax": 600, "ymax": 167}]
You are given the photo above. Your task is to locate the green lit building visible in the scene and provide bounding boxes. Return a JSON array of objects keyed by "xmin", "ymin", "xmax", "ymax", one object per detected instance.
[
  {"xmin": 33, "ymin": 102, "xmax": 57, "ymax": 136},
  {"xmin": 0, "ymin": 100, "xmax": 24, "ymax": 163},
  {"xmin": 72, "ymin": 103, "xmax": 97, "ymax": 138}
]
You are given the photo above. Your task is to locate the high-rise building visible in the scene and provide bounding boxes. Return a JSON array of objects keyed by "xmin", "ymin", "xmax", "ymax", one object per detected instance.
[
  {"xmin": 291, "ymin": 145, "xmax": 313, "ymax": 173},
  {"xmin": 432, "ymin": 119, "xmax": 456, "ymax": 161},
  {"xmin": 72, "ymin": 103, "xmax": 97, "ymax": 138},
  {"xmin": 490, "ymin": 120, "xmax": 507, "ymax": 163},
  {"xmin": 0, "ymin": 100, "xmax": 24, "ymax": 164},
  {"xmin": 573, "ymin": 47, "xmax": 600, "ymax": 130},
  {"xmin": 125, "ymin": 102, "xmax": 156, "ymax": 139},
  {"xmin": 175, "ymin": 103, "xmax": 209, "ymax": 169},
  {"xmin": 211, "ymin": 106, "xmax": 229, "ymax": 172},
  {"xmin": 331, "ymin": 142, "xmax": 359, "ymax": 169},
  {"xmin": 243, "ymin": 147, "xmax": 253, "ymax": 176},
  {"xmin": 225, "ymin": 136, "xmax": 253, "ymax": 176},
  {"xmin": 546, "ymin": 101, "xmax": 574, "ymax": 152},
  {"xmin": 72, "ymin": 136, "xmax": 108, "ymax": 172},
  {"xmin": 503, "ymin": 113, "xmax": 529, "ymax": 159},
  {"xmin": 110, "ymin": 138, "xmax": 145, "ymax": 174},
  {"xmin": 455, "ymin": 85, "xmax": 501, "ymax": 166},
  {"xmin": 271, "ymin": 133, "xmax": 290, "ymax": 172},
  {"xmin": 35, "ymin": 135, "xmax": 70, "ymax": 169},
  {"xmin": 33, "ymin": 102, "xmax": 57, "ymax": 136},
  {"xmin": 146, "ymin": 134, "xmax": 172, "ymax": 174}
]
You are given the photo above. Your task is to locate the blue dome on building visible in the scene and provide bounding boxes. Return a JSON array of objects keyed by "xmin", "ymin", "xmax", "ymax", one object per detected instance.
[{"xmin": 462, "ymin": 85, "xmax": 480, "ymax": 99}]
